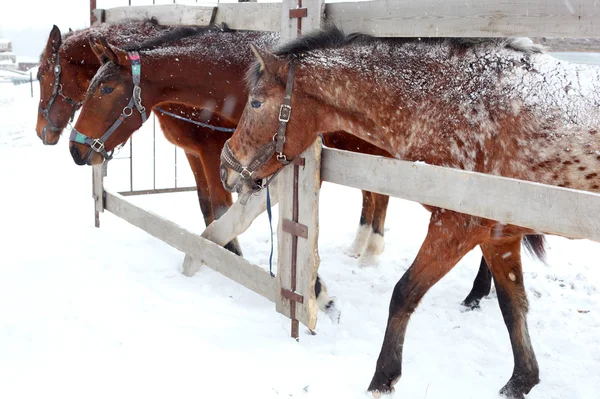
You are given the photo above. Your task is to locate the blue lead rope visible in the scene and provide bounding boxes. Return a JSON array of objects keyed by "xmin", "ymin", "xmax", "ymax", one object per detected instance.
[{"xmin": 266, "ymin": 184, "xmax": 275, "ymax": 278}]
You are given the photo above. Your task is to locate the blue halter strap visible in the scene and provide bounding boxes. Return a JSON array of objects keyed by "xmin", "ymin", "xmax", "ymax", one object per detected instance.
[{"xmin": 69, "ymin": 51, "xmax": 147, "ymax": 161}]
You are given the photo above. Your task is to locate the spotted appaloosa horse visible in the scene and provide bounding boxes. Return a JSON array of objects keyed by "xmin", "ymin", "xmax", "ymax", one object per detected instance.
[{"xmin": 221, "ymin": 27, "xmax": 599, "ymax": 397}]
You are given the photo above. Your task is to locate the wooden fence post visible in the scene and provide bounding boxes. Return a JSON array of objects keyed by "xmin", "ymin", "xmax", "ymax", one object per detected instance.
[
  {"xmin": 92, "ymin": 162, "xmax": 105, "ymax": 228},
  {"xmin": 281, "ymin": 0, "xmax": 324, "ymax": 41},
  {"xmin": 276, "ymin": 138, "xmax": 322, "ymax": 338}
]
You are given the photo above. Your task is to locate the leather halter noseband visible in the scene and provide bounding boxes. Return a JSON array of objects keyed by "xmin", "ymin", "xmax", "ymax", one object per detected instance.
[
  {"xmin": 69, "ymin": 51, "xmax": 147, "ymax": 161},
  {"xmin": 38, "ymin": 46, "xmax": 83, "ymax": 140},
  {"xmin": 220, "ymin": 60, "xmax": 297, "ymax": 194}
]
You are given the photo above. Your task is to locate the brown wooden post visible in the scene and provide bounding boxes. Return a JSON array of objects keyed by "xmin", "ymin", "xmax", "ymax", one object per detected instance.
[{"xmin": 90, "ymin": 0, "xmax": 97, "ymax": 25}]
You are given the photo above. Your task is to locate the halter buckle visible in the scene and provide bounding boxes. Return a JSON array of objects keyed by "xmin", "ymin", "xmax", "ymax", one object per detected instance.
[
  {"xmin": 278, "ymin": 104, "xmax": 291, "ymax": 122},
  {"xmin": 240, "ymin": 167, "xmax": 253, "ymax": 179},
  {"xmin": 277, "ymin": 153, "xmax": 288, "ymax": 163},
  {"xmin": 91, "ymin": 139, "xmax": 105, "ymax": 153}
]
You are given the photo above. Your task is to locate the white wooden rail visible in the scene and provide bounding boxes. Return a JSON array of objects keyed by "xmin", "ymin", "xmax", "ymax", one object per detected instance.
[
  {"xmin": 93, "ymin": 0, "xmax": 600, "ymax": 38},
  {"xmin": 321, "ymin": 147, "xmax": 600, "ymax": 243}
]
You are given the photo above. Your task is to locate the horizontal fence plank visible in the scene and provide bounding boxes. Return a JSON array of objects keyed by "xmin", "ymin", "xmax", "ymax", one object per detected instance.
[
  {"xmin": 213, "ymin": 3, "xmax": 282, "ymax": 32},
  {"xmin": 321, "ymin": 148, "xmax": 600, "ymax": 242},
  {"xmin": 326, "ymin": 0, "xmax": 600, "ymax": 38},
  {"xmin": 104, "ymin": 191, "xmax": 276, "ymax": 301},
  {"xmin": 99, "ymin": 5, "xmax": 216, "ymax": 26},
  {"xmin": 94, "ymin": 1, "xmax": 600, "ymax": 38}
]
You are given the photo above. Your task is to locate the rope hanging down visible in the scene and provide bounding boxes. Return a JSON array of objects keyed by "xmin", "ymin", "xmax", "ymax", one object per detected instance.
[{"xmin": 154, "ymin": 107, "xmax": 236, "ymax": 133}]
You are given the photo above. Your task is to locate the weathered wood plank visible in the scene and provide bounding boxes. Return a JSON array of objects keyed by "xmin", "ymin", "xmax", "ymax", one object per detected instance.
[
  {"xmin": 321, "ymin": 148, "xmax": 600, "ymax": 242},
  {"xmin": 104, "ymin": 190, "xmax": 276, "ymax": 302},
  {"xmin": 276, "ymin": 139, "xmax": 322, "ymax": 331},
  {"xmin": 326, "ymin": 0, "xmax": 600, "ymax": 38},
  {"xmin": 214, "ymin": 3, "xmax": 282, "ymax": 32},
  {"xmin": 201, "ymin": 177, "xmax": 280, "ymax": 248},
  {"xmin": 101, "ymin": 5, "xmax": 216, "ymax": 26}
]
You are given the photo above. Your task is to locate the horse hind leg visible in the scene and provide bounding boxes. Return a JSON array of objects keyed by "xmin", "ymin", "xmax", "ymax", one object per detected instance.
[
  {"xmin": 368, "ymin": 210, "xmax": 486, "ymax": 396},
  {"xmin": 481, "ymin": 237, "xmax": 540, "ymax": 399},
  {"xmin": 461, "ymin": 255, "xmax": 493, "ymax": 309},
  {"xmin": 315, "ymin": 275, "xmax": 341, "ymax": 324},
  {"xmin": 359, "ymin": 193, "xmax": 389, "ymax": 267},
  {"xmin": 346, "ymin": 190, "xmax": 375, "ymax": 258}
]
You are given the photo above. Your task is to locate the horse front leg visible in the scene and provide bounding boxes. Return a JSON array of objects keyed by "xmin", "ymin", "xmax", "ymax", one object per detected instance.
[
  {"xmin": 184, "ymin": 152, "xmax": 214, "ymax": 227},
  {"xmin": 481, "ymin": 237, "xmax": 540, "ymax": 398},
  {"xmin": 195, "ymin": 131, "xmax": 242, "ymax": 256},
  {"xmin": 368, "ymin": 209, "xmax": 487, "ymax": 397}
]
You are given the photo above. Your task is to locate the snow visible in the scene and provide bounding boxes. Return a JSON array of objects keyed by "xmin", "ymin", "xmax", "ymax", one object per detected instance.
[{"xmin": 1, "ymin": 71, "xmax": 600, "ymax": 399}]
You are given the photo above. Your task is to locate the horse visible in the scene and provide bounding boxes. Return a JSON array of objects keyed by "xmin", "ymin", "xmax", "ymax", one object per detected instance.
[
  {"xmin": 37, "ymin": 22, "xmax": 392, "ymax": 269},
  {"xmin": 219, "ymin": 26, "xmax": 598, "ymax": 398},
  {"xmin": 65, "ymin": 25, "xmax": 528, "ymax": 312}
]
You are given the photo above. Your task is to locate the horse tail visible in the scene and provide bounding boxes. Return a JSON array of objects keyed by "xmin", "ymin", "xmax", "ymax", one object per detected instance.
[{"xmin": 523, "ymin": 234, "xmax": 547, "ymax": 265}]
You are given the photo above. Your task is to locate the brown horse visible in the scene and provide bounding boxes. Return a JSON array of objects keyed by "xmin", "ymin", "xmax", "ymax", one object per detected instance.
[
  {"xmin": 35, "ymin": 20, "xmax": 244, "ymax": 255},
  {"xmin": 65, "ymin": 25, "xmax": 527, "ymax": 310},
  {"xmin": 38, "ymin": 22, "xmax": 390, "ymax": 267},
  {"xmin": 220, "ymin": 27, "xmax": 598, "ymax": 398}
]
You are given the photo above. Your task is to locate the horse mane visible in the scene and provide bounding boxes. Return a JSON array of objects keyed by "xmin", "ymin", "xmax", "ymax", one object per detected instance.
[
  {"xmin": 122, "ymin": 23, "xmax": 231, "ymax": 52},
  {"xmin": 246, "ymin": 25, "xmax": 544, "ymax": 89},
  {"xmin": 274, "ymin": 25, "xmax": 544, "ymax": 59}
]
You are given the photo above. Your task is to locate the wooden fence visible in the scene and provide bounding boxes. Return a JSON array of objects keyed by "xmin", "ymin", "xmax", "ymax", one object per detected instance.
[{"xmin": 90, "ymin": 0, "xmax": 600, "ymax": 338}]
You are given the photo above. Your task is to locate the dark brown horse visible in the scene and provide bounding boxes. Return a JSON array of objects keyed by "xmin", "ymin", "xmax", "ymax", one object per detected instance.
[
  {"xmin": 36, "ymin": 20, "xmax": 244, "ymax": 255},
  {"xmin": 65, "ymin": 26, "xmax": 525, "ymax": 311},
  {"xmin": 219, "ymin": 28, "xmax": 596, "ymax": 398}
]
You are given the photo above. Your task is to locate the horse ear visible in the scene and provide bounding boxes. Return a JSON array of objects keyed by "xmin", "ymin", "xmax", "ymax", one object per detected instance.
[
  {"xmin": 47, "ymin": 25, "xmax": 62, "ymax": 52},
  {"xmin": 68, "ymin": 28, "xmax": 73, "ymax": 34},
  {"xmin": 89, "ymin": 36, "xmax": 128, "ymax": 66},
  {"xmin": 249, "ymin": 44, "xmax": 279, "ymax": 74}
]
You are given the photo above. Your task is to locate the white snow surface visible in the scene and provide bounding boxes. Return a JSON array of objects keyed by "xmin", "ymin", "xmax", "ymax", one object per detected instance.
[{"xmin": 1, "ymin": 81, "xmax": 600, "ymax": 399}]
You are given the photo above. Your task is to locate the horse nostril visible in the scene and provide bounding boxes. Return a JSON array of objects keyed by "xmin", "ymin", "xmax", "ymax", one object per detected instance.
[{"xmin": 70, "ymin": 145, "xmax": 86, "ymax": 166}]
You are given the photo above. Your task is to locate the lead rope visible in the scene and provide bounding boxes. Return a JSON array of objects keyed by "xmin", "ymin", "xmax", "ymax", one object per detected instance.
[{"xmin": 266, "ymin": 183, "xmax": 275, "ymax": 277}]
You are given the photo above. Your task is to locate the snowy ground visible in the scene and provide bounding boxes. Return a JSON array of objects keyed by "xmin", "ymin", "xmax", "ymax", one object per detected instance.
[{"xmin": 1, "ymin": 81, "xmax": 599, "ymax": 399}]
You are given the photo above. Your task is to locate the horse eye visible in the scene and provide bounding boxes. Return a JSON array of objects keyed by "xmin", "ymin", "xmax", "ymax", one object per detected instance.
[
  {"xmin": 250, "ymin": 100, "xmax": 262, "ymax": 109},
  {"xmin": 101, "ymin": 86, "xmax": 114, "ymax": 94}
]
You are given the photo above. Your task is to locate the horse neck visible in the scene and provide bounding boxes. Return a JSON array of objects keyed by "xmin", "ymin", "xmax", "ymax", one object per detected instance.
[
  {"xmin": 61, "ymin": 33, "xmax": 102, "ymax": 99},
  {"xmin": 140, "ymin": 33, "xmax": 276, "ymax": 119}
]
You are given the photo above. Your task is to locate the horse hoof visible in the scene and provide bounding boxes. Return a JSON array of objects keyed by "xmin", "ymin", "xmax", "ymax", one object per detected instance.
[
  {"xmin": 461, "ymin": 298, "xmax": 481, "ymax": 310},
  {"xmin": 224, "ymin": 239, "xmax": 243, "ymax": 257},
  {"xmin": 324, "ymin": 297, "xmax": 341, "ymax": 324},
  {"xmin": 345, "ymin": 246, "xmax": 362, "ymax": 259},
  {"xmin": 499, "ymin": 374, "xmax": 540, "ymax": 399}
]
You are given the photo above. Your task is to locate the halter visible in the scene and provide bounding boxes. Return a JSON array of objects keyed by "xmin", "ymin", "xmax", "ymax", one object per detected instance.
[
  {"xmin": 38, "ymin": 46, "xmax": 83, "ymax": 141},
  {"xmin": 69, "ymin": 51, "xmax": 147, "ymax": 161},
  {"xmin": 220, "ymin": 60, "xmax": 297, "ymax": 194}
]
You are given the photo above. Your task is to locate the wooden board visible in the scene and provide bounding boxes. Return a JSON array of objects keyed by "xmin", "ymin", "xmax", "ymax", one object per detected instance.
[
  {"xmin": 276, "ymin": 138, "xmax": 322, "ymax": 331},
  {"xmin": 94, "ymin": 1, "xmax": 600, "ymax": 37},
  {"xmin": 321, "ymin": 148, "xmax": 600, "ymax": 242},
  {"xmin": 104, "ymin": 190, "xmax": 276, "ymax": 302},
  {"xmin": 202, "ymin": 177, "xmax": 280, "ymax": 248},
  {"xmin": 95, "ymin": 4, "xmax": 216, "ymax": 26},
  {"xmin": 280, "ymin": 0, "xmax": 325, "ymax": 41},
  {"xmin": 325, "ymin": 0, "xmax": 600, "ymax": 38},
  {"xmin": 214, "ymin": 3, "xmax": 282, "ymax": 32}
]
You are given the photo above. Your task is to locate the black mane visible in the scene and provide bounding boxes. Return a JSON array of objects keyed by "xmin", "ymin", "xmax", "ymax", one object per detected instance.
[{"xmin": 122, "ymin": 23, "xmax": 231, "ymax": 52}]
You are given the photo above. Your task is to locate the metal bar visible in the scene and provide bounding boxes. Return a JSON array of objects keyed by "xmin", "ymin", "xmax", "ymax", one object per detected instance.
[
  {"xmin": 129, "ymin": 137, "xmax": 133, "ymax": 192},
  {"xmin": 281, "ymin": 288, "xmax": 304, "ymax": 304},
  {"xmin": 290, "ymin": 161, "xmax": 300, "ymax": 339},
  {"xmin": 29, "ymin": 72, "xmax": 33, "ymax": 98},
  {"xmin": 118, "ymin": 186, "xmax": 197, "ymax": 197},
  {"xmin": 174, "ymin": 146, "xmax": 178, "ymax": 188},
  {"xmin": 282, "ymin": 218, "xmax": 308, "ymax": 239},
  {"xmin": 153, "ymin": 115, "xmax": 156, "ymax": 190},
  {"xmin": 90, "ymin": 0, "xmax": 97, "ymax": 25}
]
